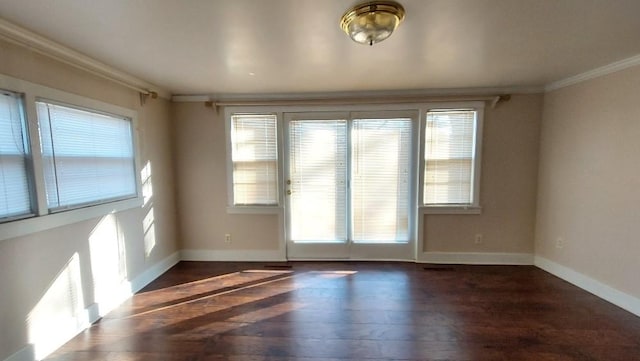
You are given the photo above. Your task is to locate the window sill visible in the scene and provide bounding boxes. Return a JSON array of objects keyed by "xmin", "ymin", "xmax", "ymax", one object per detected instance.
[
  {"xmin": 420, "ymin": 205, "xmax": 482, "ymax": 215},
  {"xmin": 0, "ymin": 197, "xmax": 142, "ymax": 242},
  {"xmin": 226, "ymin": 206, "xmax": 282, "ymax": 215}
]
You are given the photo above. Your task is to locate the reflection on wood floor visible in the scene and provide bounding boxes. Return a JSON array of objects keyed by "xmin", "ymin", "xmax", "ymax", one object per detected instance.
[{"xmin": 46, "ymin": 262, "xmax": 640, "ymax": 360}]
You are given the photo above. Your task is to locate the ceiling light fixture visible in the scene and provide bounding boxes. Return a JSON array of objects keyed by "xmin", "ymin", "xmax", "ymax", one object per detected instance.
[{"xmin": 340, "ymin": 1, "xmax": 405, "ymax": 46}]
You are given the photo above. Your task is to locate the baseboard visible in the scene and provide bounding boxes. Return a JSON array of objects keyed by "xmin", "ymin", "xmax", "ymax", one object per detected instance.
[
  {"xmin": 86, "ymin": 303, "xmax": 100, "ymax": 324},
  {"xmin": 130, "ymin": 251, "xmax": 181, "ymax": 293},
  {"xmin": 3, "ymin": 345, "xmax": 34, "ymax": 361},
  {"xmin": 2, "ymin": 252, "xmax": 180, "ymax": 361},
  {"xmin": 418, "ymin": 252, "xmax": 534, "ymax": 265},
  {"xmin": 180, "ymin": 249, "xmax": 286, "ymax": 262},
  {"xmin": 180, "ymin": 249, "xmax": 533, "ymax": 264},
  {"xmin": 535, "ymin": 256, "xmax": 640, "ymax": 318}
]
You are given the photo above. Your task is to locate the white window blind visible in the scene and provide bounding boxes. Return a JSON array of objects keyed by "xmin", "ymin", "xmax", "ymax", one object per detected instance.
[
  {"xmin": 36, "ymin": 102, "xmax": 137, "ymax": 210},
  {"xmin": 424, "ymin": 110, "xmax": 477, "ymax": 205},
  {"xmin": 289, "ymin": 120, "xmax": 347, "ymax": 242},
  {"xmin": 230, "ymin": 114, "xmax": 278, "ymax": 205},
  {"xmin": 352, "ymin": 118, "xmax": 411, "ymax": 243},
  {"xmin": 0, "ymin": 90, "xmax": 32, "ymax": 220}
]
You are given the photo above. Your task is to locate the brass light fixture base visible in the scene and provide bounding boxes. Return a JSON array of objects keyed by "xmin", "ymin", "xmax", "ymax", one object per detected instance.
[{"xmin": 340, "ymin": 1, "xmax": 406, "ymax": 46}]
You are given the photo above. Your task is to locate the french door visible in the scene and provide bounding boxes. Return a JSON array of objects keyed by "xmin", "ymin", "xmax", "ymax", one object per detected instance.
[{"xmin": 284, "ymin": 111, "xmax": 417, "ymax": 260}]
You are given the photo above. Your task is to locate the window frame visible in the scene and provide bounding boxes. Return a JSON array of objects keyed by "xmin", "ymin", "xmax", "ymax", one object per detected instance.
[
  {"xmin": 349, "ymin": 110, "xmax": 417, "ymax": 243},
  {"xmin": 0, "ymin": 73, "xmax": 142, "ymax": 242},
  {"xmin": 225, "ymin": 102, "xmax": 484, "ymax": 216},
  {"xmin": 224, "ymin": 107, "xmax": 283, "ymax": 214},
  {"xmin": 0, "ymin": 88, "xmax": 36, "ymax": 222},
  {"xmin": 36, "ymin": 98, "xmax": 139, "ymax": 212},
  {"xmin": 418, "ymin": 102, "xmax": 484, "ymax": 214}
]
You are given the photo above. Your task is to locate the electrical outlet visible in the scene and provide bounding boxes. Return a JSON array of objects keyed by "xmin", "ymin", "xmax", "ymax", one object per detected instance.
[
  {"xmin": 224, "ymin": 233, "xmax": 232, "ymax": 243},
  {"xmin": 555, "ymin": 237, "xmax": 564, "ymax": 249},
  {"xmin": 474, "ymin": 234, "xmax": 483, "ymax": 244}
]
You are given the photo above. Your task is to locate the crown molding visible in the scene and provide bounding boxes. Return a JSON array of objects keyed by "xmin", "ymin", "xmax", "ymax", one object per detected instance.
[
  {"xmin": 545, "ymin": 54, "xmax": 640, "ymax": 92},
  {"xmin": 0, "ymin": 18, "xmax": 171, "ymax": 99}
]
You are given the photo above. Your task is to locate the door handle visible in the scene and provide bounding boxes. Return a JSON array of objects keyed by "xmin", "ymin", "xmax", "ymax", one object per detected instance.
[{"xmin": 287, "ymin": 190, "xmax": 292, "ymax": 195}]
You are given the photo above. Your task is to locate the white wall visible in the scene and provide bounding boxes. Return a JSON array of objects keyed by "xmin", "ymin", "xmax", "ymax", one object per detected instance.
[
  {"xmin": 423, "ymin": 94, "xmax": 542, "ymax": 257},
  {"xmin": 0, "ymin": 39, "xmax": 179, "ymax": 360},
  {"xmin": 535, "ymin": 64, "xmax": 640, "ymax": 301},
  {"xmin": 172, "ymin": 103, "xmax": 281, "ymax": 257},
  {"xmin": 172, "ymin": 95, "xmax": 543, "ymax": 262}
]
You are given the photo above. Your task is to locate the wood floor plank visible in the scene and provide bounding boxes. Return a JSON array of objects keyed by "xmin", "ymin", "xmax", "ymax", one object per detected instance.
[{"xmin": 45, "ymin": 262, "xmax": 640, "ymax": 361}]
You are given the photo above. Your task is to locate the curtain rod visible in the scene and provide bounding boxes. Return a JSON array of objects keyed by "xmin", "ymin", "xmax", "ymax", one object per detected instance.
[{"xmin": 209, "ymin": 94, "xmax": 511, "ymax": 109}]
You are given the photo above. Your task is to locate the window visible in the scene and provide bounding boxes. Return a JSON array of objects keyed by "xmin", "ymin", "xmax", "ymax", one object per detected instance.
[
  {"xmin": 0, "ymin": 73, "xmax": 141, "ymax": 240},
  {"xmin": 351, "ymin": 117, "xmax": 412, "ymax": 242},
  {"xmin": 288, "ymin": 118, "xmax": 348, "ymax": 241},
  {"xmin": 0, "ymin": 90, "xmax": 32, "ymax": 220},
  {"xmin": 225, "ymin": 103, "xmax": 483, "ymax": 217},
  {"xmin": 423, "ymin": 109, "xmax": 481, "ymax": 208},
  {"xmin": 229, "ymin": 113, "xmax": 278, "ymax": 206},
  {"xmin": 36, "ymin": 101, "xmax": 137, "ymax": 210}
]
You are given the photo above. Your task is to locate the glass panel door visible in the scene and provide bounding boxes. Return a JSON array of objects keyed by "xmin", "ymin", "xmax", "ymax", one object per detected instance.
[
  {"xmin": 285, "ymin": 111, "xmax": 416, "ymax": 260},
  {"xmin": 351, "ymin": 117, "xmax": 412, "ymax": 243},
  {"xmin": 285, "ymin": 113, "xmax": 349, "ymax": 259}
]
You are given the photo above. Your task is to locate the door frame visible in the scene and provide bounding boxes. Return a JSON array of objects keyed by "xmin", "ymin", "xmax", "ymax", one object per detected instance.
[{"xmin": 283, "ymin": 110, "xmax": 420, "ymax": 261}]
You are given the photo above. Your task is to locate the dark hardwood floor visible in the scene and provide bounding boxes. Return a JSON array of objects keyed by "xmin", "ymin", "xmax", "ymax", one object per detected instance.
[{"xmin": 46, "ymin": 262, "xmax": 640, "ymax": 360}]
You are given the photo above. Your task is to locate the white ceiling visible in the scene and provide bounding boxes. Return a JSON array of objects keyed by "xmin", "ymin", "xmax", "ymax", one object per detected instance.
[{"xmin": 1, "ymin": 0, "xmax": 640, "ymax": 96}]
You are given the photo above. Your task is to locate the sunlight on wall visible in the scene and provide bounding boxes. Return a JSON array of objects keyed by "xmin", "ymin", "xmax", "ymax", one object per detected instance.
[
  {"xmin": 89, "ymin": 214, "xmax": 130, "ymax": 316},
  {"xmin": 141, "ymin": 161, "xmax": 153, "ymax": 207},
  {"xmin": 141, "ymin": 161, "xmax": 156, "ymax": 258},
  {"xmin": 143, "ymin": 207, "xmax": 156, "ymax": 257},
  {"xmin": 26, "ymin": 253, "xmax": 88, "ymax": 360}
]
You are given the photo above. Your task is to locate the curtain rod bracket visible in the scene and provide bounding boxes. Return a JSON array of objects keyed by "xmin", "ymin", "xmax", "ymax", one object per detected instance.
[
  {"xmin": 139, "ymin": 90, "xmax": 158, "ymax": 106},
  {"xmin": 491, "ymin": 94, "xmax": 511, "ymax": 108},
  {"xmin": 204, "ymin": 100, "xmax": 221, "ymax": 114}
]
